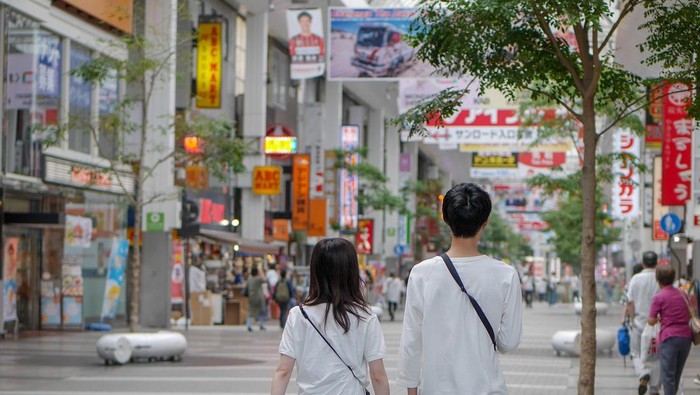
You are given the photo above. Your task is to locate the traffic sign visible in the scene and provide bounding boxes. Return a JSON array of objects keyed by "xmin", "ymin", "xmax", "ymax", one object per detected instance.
[
  {"xmin": 660, "ymin": 213, "xmax": 682, "ymax": 235},
  {"xmin": 393, "ymin": 244, "xmax": 405, "ymax": 256}
]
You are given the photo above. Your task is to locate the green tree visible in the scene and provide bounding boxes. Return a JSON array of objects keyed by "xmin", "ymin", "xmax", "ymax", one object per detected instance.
[
  {"xmin": 480, "ymin": 212, "xmax": 534, "ymax": 264},
  {"xmin": 394, "ymin": 1, "xmax": 699, "ymax": 391},
  {"xmin": 64, "ymin": 6, "xmax": 247, "ymax": 331}
]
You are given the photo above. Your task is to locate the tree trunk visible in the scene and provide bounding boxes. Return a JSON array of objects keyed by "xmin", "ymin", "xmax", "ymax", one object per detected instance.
[
  {"xmin": 129, "ymin": 188, "xmax": 142, "ymax": 332},
  {"xmin": 577, "ymin": 98, "xmax": 599, "ymax": 395}
]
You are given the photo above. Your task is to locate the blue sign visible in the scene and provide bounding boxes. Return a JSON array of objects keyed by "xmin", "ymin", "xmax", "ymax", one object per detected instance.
[
  {"xmin": 393, "ymin": 244, "xmax": 405, "ymax": 256},
  {"xmin": 660, "ymin": 213, "xmax": 682, "ymax": 235}
]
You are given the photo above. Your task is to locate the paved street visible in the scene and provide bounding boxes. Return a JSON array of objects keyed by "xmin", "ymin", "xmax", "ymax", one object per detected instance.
[{"xmin": 2, "ymin": 301, "xmax": 700, "ymax": 394}]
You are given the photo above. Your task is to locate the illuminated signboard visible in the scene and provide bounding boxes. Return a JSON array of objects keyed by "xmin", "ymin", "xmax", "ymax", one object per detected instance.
[
  {"xmin": 264, "ymin": 136, "xmax": 298, "ymax": 155},
  {"xmin": 339, "ymin": 125, "xmax": 359, "ymax": 230},
  {"xmin": 196, "ymin": 21, "xmax": 222, "ymax": 108}
]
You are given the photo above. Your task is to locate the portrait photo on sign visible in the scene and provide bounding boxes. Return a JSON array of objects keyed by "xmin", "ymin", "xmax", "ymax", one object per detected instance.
[{"xmin": 286, "ymin": 9, "xmax": 325, "ymax": 80}]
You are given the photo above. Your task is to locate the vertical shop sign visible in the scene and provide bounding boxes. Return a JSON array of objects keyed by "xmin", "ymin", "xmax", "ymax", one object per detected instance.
[
  {"xmin": 653, "ymin": 156, "xmax": 670, "ymax": 240},
  {"xmin": 286, "ymin": 9, "xmax": 325, "ymax": 79},
  {"xmin": 612, "ymin": 129, "xmax": 640, "ymax": 218},
  {"xmin": 356, "ymin": 219, "xmax": 374, "ymax": 254},
  {"xmin": 646, "ymin": 83, "xmax": 664, "ymax": 149},
  {"xmin": 196, "ymin": 21, "xmax": 222, "ymax": 108},
  {"xmin": 308, "ymin": 199, "xmax": 327, "ymax": 237},
  {"xmin": 661, "ymin": 82, "xmax": 693, "ymax": 205},
  {"xmin": 100, "ymin": 238, "xmax": 129, "ymax": 320},
  {"xmin": 171, "ymin": 240, "xmax": 185, "ymax": 304},
  {"xmin": 339, "ymin": 126, "xmax": 359, "ymax": 230},
  {"xmin": 3, "ymin": 238, "xmax": 19, "ymax": 322},
  {"xmin": 693, "ymin": 119, "xmax": 700, "ymax": 225},
  {"xmin": 292, "ymin": 154, "xmax": 311, "ymax": 230}
]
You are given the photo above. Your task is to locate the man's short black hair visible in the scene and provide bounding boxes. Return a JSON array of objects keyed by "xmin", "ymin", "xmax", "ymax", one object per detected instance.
[
  {"xmin": 297, "ymin": 11, "xmax": 312, "ymax": 21},
  {"xmin": 442, "ymin": 182, "xmax": 491, "ymax": 238},
  {"xmin": 642, "ymin": 251, "xmax": 658, "ymax": 268}
]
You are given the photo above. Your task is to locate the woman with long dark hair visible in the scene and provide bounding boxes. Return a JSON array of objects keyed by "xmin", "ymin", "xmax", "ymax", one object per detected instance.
[{"xmin": 271, "ymin": 238, "xmax": 389, "ymax": 395}]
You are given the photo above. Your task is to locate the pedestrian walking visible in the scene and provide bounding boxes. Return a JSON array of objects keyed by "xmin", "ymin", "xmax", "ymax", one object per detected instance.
[
  {"xmin": 548, "ymin": 272, "xmax": 558, "ymax": 306},
  {"xmin": 648, "ymin": 264, "xmax": 693, "ymax": 395},
  {"xmin": 522, "ymin": 270, "xmax": 534, "ymax": 308},
  {"xmin": 397, "ymin": 182, "xmax": 523, "ymax": 394},
  {"xmin": 624, "ymin": 251, "xmax": 661, "ymax": 395},
  {"xmin": 382, "ymin": 272, "xmax": 403, "ymax": 321},
  {"xmin": 246, "ymin": 267, "xmax": 267, "ymax": 332},
  {"xmin": 271, "ymin": 238, "xmax": 390, "ymax": 395},
  {"xmin": 274, "ymin": 269, "xmax": 294, "ymax": 329}
]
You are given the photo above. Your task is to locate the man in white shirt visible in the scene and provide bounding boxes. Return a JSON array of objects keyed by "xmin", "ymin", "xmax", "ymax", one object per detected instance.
[
  {"xmin": 398, "ymin": 183, "xmax": 523, "ymax": 394},
  {"xmin": 625, "ymin": 251, "xmax": 660, "ymax": 395},
  {"xmin": 382, "ymin": 272, "xmax": 404, "ymax": 321}
]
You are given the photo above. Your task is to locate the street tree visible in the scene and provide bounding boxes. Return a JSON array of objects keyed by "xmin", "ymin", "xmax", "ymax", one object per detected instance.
[
  {"xmin": 64, "ymin": 8, "xmax": 247, "ymax": 331},
  {"xmin": 394, "ymin": 1, "xmax": 699, "ymax": 392}
]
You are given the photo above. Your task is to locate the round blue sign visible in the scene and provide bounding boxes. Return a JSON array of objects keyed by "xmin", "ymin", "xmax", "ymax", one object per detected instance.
[
  {"xmin": 660, "ymin": 213, "xmax": 682, "ymax": 235},
  {"xmin": 393, "ymin": 244, "xmax": 405, "ymax": 256}
]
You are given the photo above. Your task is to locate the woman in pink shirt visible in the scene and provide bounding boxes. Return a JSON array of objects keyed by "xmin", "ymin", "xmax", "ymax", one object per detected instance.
[{"xmin": 648, "ymin": 265, "xmax": 693, "ymax": 395}]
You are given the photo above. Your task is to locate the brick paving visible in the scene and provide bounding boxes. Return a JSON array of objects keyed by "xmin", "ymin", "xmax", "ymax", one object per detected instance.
[{"xmin": 1, "ymin": 301, "xmax": 699, "ymax": 394}]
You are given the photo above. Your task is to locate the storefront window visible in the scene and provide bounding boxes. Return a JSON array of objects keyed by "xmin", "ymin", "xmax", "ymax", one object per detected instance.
[
  {"xmin": 98, "ymin": 68, "xmax": 120, "ymax": 159},
  {"xmin": 68, "ymin": 43, "xmax": 93, "ymax": 154},
  {"xmin": 3, "ymin": 11, "xmax": 62, "ymax": 177}
]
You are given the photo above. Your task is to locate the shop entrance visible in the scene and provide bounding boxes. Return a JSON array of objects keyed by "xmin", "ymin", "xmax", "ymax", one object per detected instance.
[{"xmin": 4, "ymin": 228, "xmax": 42, "ymax": 331}]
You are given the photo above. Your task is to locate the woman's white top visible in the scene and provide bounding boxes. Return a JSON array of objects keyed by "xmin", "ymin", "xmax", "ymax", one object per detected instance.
[{"xmin": 279, "ymin": 303, "xmax": 386, "ymax": 394}]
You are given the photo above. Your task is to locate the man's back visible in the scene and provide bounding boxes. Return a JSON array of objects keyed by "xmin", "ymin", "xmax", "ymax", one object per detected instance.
[
  {"xmin": 398, "ymin": 255, "xmax": 523, "ymax": 394},
  {"xmin": 627, "ymin": 268, "xmax": 659, "ymax": 328}
]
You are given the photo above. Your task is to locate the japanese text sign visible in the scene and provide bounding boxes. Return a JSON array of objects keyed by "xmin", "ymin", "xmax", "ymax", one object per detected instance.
[
  {"xmin": 292, "ymin": 155, "xmax": 310, "ymax": 231},
  {"xmin": 661, "ymin": 82, "xmax": 693, "ymax": 205},
  {"xmin": 612, "ymin": 129, "xmax": 640, "ymax": 219},
  {"xmin": 196, "ymin": 22, "xmax": 222, "ymax": 108}
]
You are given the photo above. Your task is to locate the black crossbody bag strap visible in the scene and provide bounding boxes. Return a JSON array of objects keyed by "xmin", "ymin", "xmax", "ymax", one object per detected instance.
[
  {"xmin": 440, "ymin": 253, "xmax": 498, "ymax": 351},
  {"xmin": 299, "ymin": 305, "xmax": 370, "ymax": 395}
]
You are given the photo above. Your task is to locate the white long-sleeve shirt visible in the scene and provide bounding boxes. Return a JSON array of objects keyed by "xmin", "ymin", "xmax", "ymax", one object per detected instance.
[{"xmin": 398, "ymin": 255, "xmax": 523, "ymax": 394}]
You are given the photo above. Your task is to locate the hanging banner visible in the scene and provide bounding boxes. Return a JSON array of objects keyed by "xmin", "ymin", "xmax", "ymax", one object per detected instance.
[
  {"xmin": 308, "ymin": 199, "xmax": 327, "ymax": 237},
  {"xmin": 287, "ymin": 9, "xmax": 325, "ymax": 79},
  {"xmin": 339, "ymin": 125, "xmax": 359, "ymax": 230},
  {"xmin": 196, "ymin": 21, "xmax": 222, "ymax": 108},
  {"xmin": 398, "ymin": 78, "xmax": 479, "ymax": 115},
  {"xmin": 65, "ymin": 215, "xmax": 93, "ymax": 248},
  {"xmin": 292, "ymin": 154, "xmax": 311, "ymax": 231},
  {"xmin": 661, "ymin": 82, "xmax": 693, "ymax": 205},
  {"xmin": 171, "ymin": 240, "xmax": 185, "ymax": 304},
  {"xmin": 612, "ymin": 129, "xmax": 641, "ymax": 219},
  {"xmin": 653, "ymin": 156, "xmax": 670, "ymax": 240},
  {"xmin": 356, "ymin": 219, "xmax": 374, "ymax": 254},
  {"xmin": 646, "ymin": 83, "xmax": 664, "ymax": 149},
  {"xmin": 3, "ymin": 238, "xmax": 19, "ymax": 322},
  {"xmin": 100, "ymin": 238, "xmax": 129, "ymax": 320}
]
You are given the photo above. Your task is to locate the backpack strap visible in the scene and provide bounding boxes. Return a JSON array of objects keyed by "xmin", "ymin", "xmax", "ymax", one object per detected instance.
[{"xmin": 440, "ymin": 253, "xmax": 497, "ymax": 351}]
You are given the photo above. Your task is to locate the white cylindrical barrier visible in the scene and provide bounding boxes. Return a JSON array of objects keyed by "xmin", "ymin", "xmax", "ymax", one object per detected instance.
[
  {"xmin": 97, "ymin": 331, "xmax": 187, "ymax": 365},
  {"xmin": 574, "ymin": 301, "xmax": 609, "ymax": 315},
  {"xmin": 551, "ymin": 329, "xmax": 616, "ymax": 357}
]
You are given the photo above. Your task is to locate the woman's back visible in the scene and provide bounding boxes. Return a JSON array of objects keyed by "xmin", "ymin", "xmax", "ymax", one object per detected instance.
[{"xmin": 279, "ymin": 303, "xmax": 385, "ymax": 394}]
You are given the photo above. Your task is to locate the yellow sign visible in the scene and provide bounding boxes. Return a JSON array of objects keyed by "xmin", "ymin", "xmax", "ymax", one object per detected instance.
[
  {"xmin": 253, "ymin": 166, "xmax": 282, "ymax": 195},
  {"xmin": 472, "ymin": 153, "xmax": 518, "ymax": 168},
  {"xmin": 264, "ymin": 136, "xmax": 297, "ymax": 154},
  {"xmin": 196, "ymin": 22, "xmax": 222, "ymax": 108}
]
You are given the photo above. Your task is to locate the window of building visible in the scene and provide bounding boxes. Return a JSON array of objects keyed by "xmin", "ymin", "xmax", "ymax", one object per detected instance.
[
  {"xmin": 234, "ymin": 15, "xmax": 246, "ymax": 96},
  {"xmin": 3, "ymin": 10, "xmax": 62, "ymax": 177},
  {"xmin": 98, "ymin": 68, "xmax": 120, "ymax": 160},
  {"xmin": 68, "ymin": 43, "xmax": 94, "ymax": 154},
  {"xmin": 268, "ymin": 46, "xmax": 288, "ymax": 110}
]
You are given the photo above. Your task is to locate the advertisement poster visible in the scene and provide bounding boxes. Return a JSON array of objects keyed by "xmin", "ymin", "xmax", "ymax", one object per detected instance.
[
  {"xmin": 3, "ymin": 238, "xmax": 19, "ymax": 322},
  {"xmin": 61, "ymin": 264, "xmax": 83, "ymax": 325},
  {"xmin": 356, "ymin": 219, "xmax": 374, "ymax": 254},
  {"xmin": 339, "ymin": 126, "xmax": 359, "ymax": 230},
  {"xmin": 329, "ymin": 8, "xmax": 437, "ymax": 80},
  {"xmin": 100, "ymin": 238, "xmax": 129, "ymax": 320},
  {"xmin": 661, "ymin": 82, "xmax": 693, "ymax": 205},
  {"xmin": 65, "ymin": 215, "xmax": 93, "ymax": 248},
  {"xmin": 287, "ymin": 9, "xmax": 325, "ymax": 79},
  {"xmin": 171, "ymin": 240, "xmax": 185, "ymax": 304}
]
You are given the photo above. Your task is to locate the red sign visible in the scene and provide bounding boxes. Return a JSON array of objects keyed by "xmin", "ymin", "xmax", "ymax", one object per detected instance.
[
  {"xmin": 661, "ymin": 82, "xmax": 693, "ymax": 205},
  {"xmin": 71, "ymin": 167, "xmax": 111, "ymax": 188},
  {"xmin": 356, "ymin": 219, "xmax": 374, "ymax": 254},
  {"xmin": 292, "ymin": 155, "xmax": 310, "ymax": 231},
  {"xmin": 518, "ymin": 152, "xmax": 566, "ymax": 168},
  {"xmin": 427, "ymin": 108, "xmax": 558, "ymax": 127}
]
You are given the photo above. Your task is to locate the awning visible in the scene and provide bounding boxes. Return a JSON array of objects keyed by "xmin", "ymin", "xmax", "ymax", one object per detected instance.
[{"xmin": 198, "ymin": 228, "xmax": 281, "ymax": 255}]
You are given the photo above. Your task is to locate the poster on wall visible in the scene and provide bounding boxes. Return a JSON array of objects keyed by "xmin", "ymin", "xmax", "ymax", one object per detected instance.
[
  {"xmin": 65, "ymin": 215, "xmax": 93, "ymax": 248},
  {"xmin": 339, "ymin": 126, "xmax": 359, "ymax": 230},
  {"xmin": 287, "ymin": 9, "xmax": 325, "ymax": 79},
  {"xmin": 3, "ymin": 238, "xmax": 19, "ymax": 322},
  {"xmin": 356, "ymin": 219, "xmax": 374, "ymax": 254},
  {"xmin": 329, "ymin": 8, "xmax": 437, "ymax": 80},
  {"xmin": 100, "ymin": 238, "xmax": 129, "ymax": 320},
  {"xmin": 61, "ymin": 264, "xmax": 83, "ymax": 326},
  {"xmin": 171, "ymin": 240, "xmax": 185, "ymax": 304}
]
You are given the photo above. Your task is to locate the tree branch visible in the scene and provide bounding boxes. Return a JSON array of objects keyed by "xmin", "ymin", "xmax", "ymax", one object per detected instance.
[
  {"xmin": 525, "ymin": 87, "xmax": 583, "ymax": 121},
  {"xmin": 598, "ymin": 0, "xmax": 640, "ymax": 53}
]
